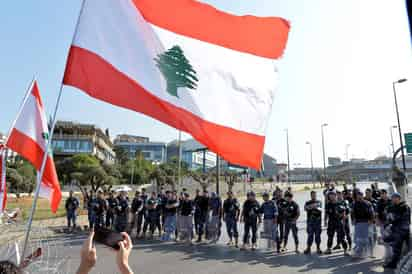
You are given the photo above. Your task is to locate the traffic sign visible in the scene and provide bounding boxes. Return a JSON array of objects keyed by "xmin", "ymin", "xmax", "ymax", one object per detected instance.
[{"xmin": 404, "ymin": 133, "xmax": 412, "ymax": 153}]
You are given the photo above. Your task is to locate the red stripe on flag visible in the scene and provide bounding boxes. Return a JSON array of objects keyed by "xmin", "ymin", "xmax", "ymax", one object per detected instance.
[
  {"xmin": 64, "ymin": 46, "xmax": 264, "ymax": 169},
  {"xmin": 133, "ymin": 0, "xmax": 290, "ymax": 59},
  {"xmin": 7, "ymin": 129, "xmax": 61, "ymax": 212},
  {"xmin": 31, "ymin": 81, "xmax": 44, "ymax": 109}
]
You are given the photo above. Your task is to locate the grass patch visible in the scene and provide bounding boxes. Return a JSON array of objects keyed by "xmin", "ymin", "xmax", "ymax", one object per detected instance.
[{"xmin": 7, "ymin": 194, "xmax": 84, "ymax": 221}]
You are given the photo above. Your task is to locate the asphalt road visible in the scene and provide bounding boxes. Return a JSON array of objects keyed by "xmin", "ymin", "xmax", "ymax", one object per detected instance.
[{"xmin": 41, "ymin": 189, "xmax": 394, "ymax": 274}]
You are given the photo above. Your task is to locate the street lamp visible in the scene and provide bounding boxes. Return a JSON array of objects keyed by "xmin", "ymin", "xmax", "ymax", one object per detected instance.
[
  {"xmin": 306, "ymin": 141, "xmax": 314, "ymax": 187},
  {"xmin": 321, "ymin": 123, "xmax": 328, "ymax": 185},
  {"xmin": 393, "ymin": 78, "xmax": 408, "ymax": 173},
  {"xmin": 285, "ymin": 129, "xmax": 291, "ymax": 185},
  {"xmin": 390, "ymin": 125, "xmax": 398, "ymax": 155}
]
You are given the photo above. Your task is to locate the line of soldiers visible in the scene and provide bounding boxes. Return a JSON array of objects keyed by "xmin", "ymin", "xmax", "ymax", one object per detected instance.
[{"xmin": 65, "ymin": 183, "xmax": 410, "ymax": 269}]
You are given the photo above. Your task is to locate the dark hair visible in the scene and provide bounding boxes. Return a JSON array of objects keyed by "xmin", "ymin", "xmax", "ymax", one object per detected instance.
[
  {"xmin": 310, "ymin": 191, "xmax": 317, "ymax": 195},
  {"xmin": 0, "ymin": 261, "xmax": 20, "ymax": 274}
]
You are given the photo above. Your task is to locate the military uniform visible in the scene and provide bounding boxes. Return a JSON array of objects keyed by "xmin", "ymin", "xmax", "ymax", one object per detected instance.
[
  {"xmin": 275, "ymin": 197, "xmax": 288, "ymax": 250},
  {"xmin": 65, "ymin": 196, "xmax": 79, "ymax": 229},
  {"xmin": 194, "ymin": 195, "xmax": 209, "ymax": 242},
  {"xmin": 106, "ymin": 196, "xmax": 118, "ymax": 229},
  {"xmin": 94, "ymin": 197, "xmax": 107, "ymax": 228},
  {"xmin": 207, "ymin": 196, "xmax": 222, "ymax": 242},
  {"xmin": 130, "ymin": 196, "xmax": 143, "ymax": 236},
  {"xmin": 283, "ymin": 200, "xmax": 300, "ymax": 249},
  {"xmin": 179, "ymin": 199, "xmax": 194, "ymax": 242},
  {"xmin": 115, "ymin": 196, "xmax": 129, "ymax": 232},
  {"xmin": 242, "ymin": 199, "xmax": 260, "ymax": 246},
  {"xmin": 223, "ymin": 198, "xmax": 240, "ymax": 243},
  {"xmin": 385, "ymin": 201, "xmax": 411, "ymax": 268},
  {"xmin": 304, "ymin": 199, "xmax": 322, "ymax": 251},
  {"xmin": 325, "ymin": 201, "xmax": 347, "ymax": 252}
]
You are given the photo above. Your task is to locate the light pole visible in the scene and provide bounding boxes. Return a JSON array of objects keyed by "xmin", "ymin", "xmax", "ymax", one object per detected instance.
[
  {"xmin": 393, "ymin": 79, "xmax": 408, "ymax": 173},
  {"xmin": 390, "ymin": 125, "xmax": 398, "ymax": 155},
  {"xmin": 306, "ymin": 141, "xmax": 314, "ymax": 188},
  {"xmin": 285, "ymin": 129, "xmax": 291, "ymax": 185},
  {"xmin": 345, "ymin": 144, "xmax": 351, "ymax": 161},
  {"xmin": 321, "ymin": 123, "xmax": 328, "ymax": 185}
]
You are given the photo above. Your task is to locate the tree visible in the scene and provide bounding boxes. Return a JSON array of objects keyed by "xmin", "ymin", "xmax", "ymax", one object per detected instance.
[
  {"xmin": 6, "ymin": 168, "xmax": 23, "ymax": 198},
  {"xmin": 113, "ymin": 146, "xmax": 129, "ymax": 165},
  {"xmin": 224, "ymin": 171, "xmax": 239, "ymax": 193},
  {"xmin": 16, "ymin": 162, "xmax": 36, "ymax": 195},
  {"xmin": 190, "ymin": 170, "xmax": 215, "ymax": 192},
  {"xmin": 155, "ymin": 45, "xmax": 199, "ymax": 97}
]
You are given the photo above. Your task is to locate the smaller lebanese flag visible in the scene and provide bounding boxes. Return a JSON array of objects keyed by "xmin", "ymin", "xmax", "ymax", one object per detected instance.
[
  {"xmin": 6, "ymin": 81, "xmax": 62, "ymax": 213},
  {"xmin": 0, "ymin": 146, "xmax": 7, "ymax": 213}
]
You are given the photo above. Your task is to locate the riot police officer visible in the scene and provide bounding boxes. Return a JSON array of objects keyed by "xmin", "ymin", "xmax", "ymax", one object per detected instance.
[
  {"xmin": 106, "ymin": 191, "xmax": 118, "ymax": 229},
  {"xmin": 304, "ymin": 191, "xmax": 322, "ymax": 255},
  {"xmin": 115, "ymin": 191, "xmax": 130, "ymax": 232},
  {"xmin": 324, "ymin": 191, "xmax": 348, "ymax": 255},
  {"xmin": 274, "ymin": 189, "xmax": 288, "ymax": 252},
  {"xmin": 283, "ymin": 192, "xmax": 300, "ymax": 253},
  {"xmin": 383, "ymin": 192, "xmax": 411, "ymax": 269},
  {"xmin": 208, "ymin": 192, "xmax": 222, "ymax": 243},
  {"xmin": 130, "ymin": 191, "xmax": 143, "ymax": 238},
  {"xmin": 65, "ymin": 190, "xmax": 79, "ymax": 232},
  {"xmin": 94, "ymin": 190, "xmax": 107, "ymax": 228},
  {"xmin": 194, "ymin": 190, "xmax": 209, "ymax": 243},
  {"xmin": 223, "ymin": 191, "xmax": 240, "ymax": 247},
  {"xmin": 240, "ymin": 191, "xmax": 261, "ymax": 251}
]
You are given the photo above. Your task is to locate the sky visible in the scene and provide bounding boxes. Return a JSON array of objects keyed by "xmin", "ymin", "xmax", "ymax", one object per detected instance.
[{"xmin": 0, "ymin": 0, "xmax": 412, "ymax": 169}]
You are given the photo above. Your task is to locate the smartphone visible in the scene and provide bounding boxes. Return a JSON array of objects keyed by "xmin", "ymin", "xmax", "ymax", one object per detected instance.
[{"xmin": 94, "ymin": 227, "xmax": 124, "ymax": 250}]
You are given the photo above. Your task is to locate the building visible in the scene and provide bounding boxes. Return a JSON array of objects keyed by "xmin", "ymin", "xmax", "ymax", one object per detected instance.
[
  {"xmin": 275, "ymin": 163, "xmax": 288, "ymax": 182},
  {"xmin": 167, "ymin": 139, "xmax": 217, "ymax": 170},
  {"xmin": 328, "ymin": 157, "xmax": 342, "ymax": 167},
  {"xmin": 114, "ymin": 134, "xmax": 166, "ymax": 164},
  {"xmin": 51, "ymin": 121, "xmax": 115, "ymax": 164}
]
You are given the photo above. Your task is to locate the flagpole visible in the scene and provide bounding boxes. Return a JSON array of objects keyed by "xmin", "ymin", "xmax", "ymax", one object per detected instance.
[
  {"xmin": 0, "ymin": 147, "xmax": 8, "ymax": 214},
  {"xmin": 177, "ymin": 130, "xmax": 182, "ymax": 188},
  {"xmin": 20, "ymin": 0, "xmax": 86, "ymax": 259}
]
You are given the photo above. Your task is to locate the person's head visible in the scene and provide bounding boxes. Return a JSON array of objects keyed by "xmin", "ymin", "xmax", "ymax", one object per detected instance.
[
  {"xmin": 391, "ymin": 192, "xmax": 401, "ymax": 205},
  {"xmin": 346, "ymin": 189, "xmax": 353, "ymax": 198},
  {"xmin": 195, "ymin": 189, "xmax": 200, "ymax": 196},
  {"xmin": 0, "ymin": 261, "xmax": 20, "ymax": 274},
  {"xmin": 328, "ymin": 191, "xmax": 337, "ymax": 202},
  {"xmin": 135, "ymin": 191, "xmax": 140, "ymax": 198},
  {"xmin": 227, "ymin": 191, "xmax": 233, "ymax": 199},
  {"xmin": 371, "ymin": 184, "xmax": 376, "ymax": 190},
  {"xmin": 151, "ymin": 192, "xmax": 157, "ymax": 198},
  {"xmin": 343, "ymin": 184, "xmax": 348, "ymax": 190},
  {"xmin": 262, "ymin": 192, "xmax": 269, "ymax": 201},
  {"xmin": 365, "ymin": 188, "xmax": 372, "ymax": 199},
  {"xmin": 110, "ymin": 191, "xmax": 115, "ymax": 197},
  {"xmin": 285, "ymin": 192, "xmax": 293, "ymax": 202},
  {"xmin": 97, "ymin": 190, "xmax": 104, "ymax": 199},
  {"xmin": 381, "ymin": 189, "xmax": 388, "ymax": 199},
  {"xmin": 356, "ymin": 191, "xmax": 364, "ymax": 201},
  {"xmin": 310, "ymin": 191, "xmax": 317, "ymax": 200},
  {"xmin": 120, "ymin": 190, "xmax": 127, "ymax": 198},
  {"xmin": 141, "ymin": 188, "xmax": 146, "ymax": 194},
  {"xmin": 330, "ymin": 182, "xmax": 336, "ymax": 189},
  {"xmin": 211, "ymin": 192, "xmax": 217, "ymax": 199},
  {"xmin": 166, "ymin": 190, "xmax": 172, "ymax": 199},
  {"xmin": 183, "ymin": 192, "xmax": 190, "ymax": 201},
  {"xmin": 278, "ymin": 189, "xmax": 283, "ymax": 198},
  {"xmin": 203, "ymin": 190, "xmax": 209, "ymax": 197},
  {"xmin": 247, "ymin": 191, "xmax": 256, "ymax": 201},
  {"xmin": 337, "ymin": 191, "xmax": 343, "ymax": 201}
]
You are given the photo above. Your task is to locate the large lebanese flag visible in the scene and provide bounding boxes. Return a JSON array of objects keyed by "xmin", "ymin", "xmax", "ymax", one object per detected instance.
[
  {"xmin": 63, "ymin": 0, "xmax": 290, "ymax": 169},
  {"xmin": 6, "ymin": 81, "xmax": 62, "ymax": 213},
  {"xmin": 0, "ymin": 146, "xmax": 6, "ymax": 213}
]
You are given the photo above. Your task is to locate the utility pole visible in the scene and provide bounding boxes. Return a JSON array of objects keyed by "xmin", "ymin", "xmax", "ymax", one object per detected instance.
[
  {"xmin": 285, "ymin": 129, "xmax": 291, "ymax": 186},
  {"xmin": 321, "ymin": 123, "xmax": 328, "ymax": 185}
]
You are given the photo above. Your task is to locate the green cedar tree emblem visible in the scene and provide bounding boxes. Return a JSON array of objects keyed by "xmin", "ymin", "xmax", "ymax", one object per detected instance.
[{"xmin": 154, "ymin": 45, "xmax": 198, "ymax": 98}]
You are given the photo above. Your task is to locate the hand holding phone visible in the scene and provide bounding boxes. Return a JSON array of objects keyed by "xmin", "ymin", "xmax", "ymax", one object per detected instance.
[{"xmin": 94, "ymin": 227, "xmax": 124, "ymax": 250}]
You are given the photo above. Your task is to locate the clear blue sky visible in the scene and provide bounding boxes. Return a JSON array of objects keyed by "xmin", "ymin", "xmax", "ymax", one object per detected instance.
[{"xmin": 0, "ymin": 0, "xmax": 411, "ymax": 168}]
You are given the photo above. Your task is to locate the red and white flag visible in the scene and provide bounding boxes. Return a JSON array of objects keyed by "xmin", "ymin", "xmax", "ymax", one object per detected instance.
[
  {"xmin": 0, "ymin": 146, "xmax": 7, "ymax": 213},
  {"xmin": 64, "ymin": 0, "xmax": 290, "ymax": 169},
  {"xmin": 6, "ymin": 81, "xmax": 62, "ymax": 213}
]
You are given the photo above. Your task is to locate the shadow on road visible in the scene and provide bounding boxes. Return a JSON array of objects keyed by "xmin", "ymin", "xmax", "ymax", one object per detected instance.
[{"xmin": 135, "ymin": 239, "xmax": 393, "ymax": 274}]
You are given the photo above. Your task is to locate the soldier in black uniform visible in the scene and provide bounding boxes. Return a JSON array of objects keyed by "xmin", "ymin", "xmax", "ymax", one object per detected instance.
[
  {"xmin": 304, "ymin": 191, "xmax": 322, "ymax": 255},
  {"xmin": 274, "ymin": 189, "xmax": 288, "ymax": 252},
  {"xmin": 130, "ymin": 191, "xmax": 143, "ymax": 238},
  {"xmin": 240, "ymin": 191, "xmax": 261, "ymax": 251},
  {"xmin": 194, "ymin": 190, "xmax": 209, "ymax": 243},
  {"xmin": 383, "ymin": 192, "xmax": 411, "ymax": 269},
  {"xmin": 324, "ymin": 191, "xmax": 348, "ymax": 255},
  {"xmin": 365, "ymin": 188, "xmax": 378, "ymax": 256},
  {"xmin": 223, "ymin": 191, "xmax": 240, "ymax": 247},
  {"xmin": 106, "ymin": 191, "xmax": 118, "ymax": 229},
  {"xmin": 376, "ymin": 189, "xmax": 391, "ymax": 263},
  {"xmin": 94, "ymin": 190, "xmax": 107, "ymax": 228},
  {"xmin": 115, "ymin": 191, "xmax": 130, "ymax": 232},
  {"xmin": 65, "ymin": 190, "xmax": 79, "ymax": 231},
  {"xmin": 283, "ymin": 192, "xmax": 300, "ymax": 253}
]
